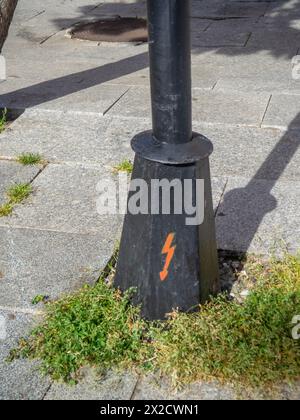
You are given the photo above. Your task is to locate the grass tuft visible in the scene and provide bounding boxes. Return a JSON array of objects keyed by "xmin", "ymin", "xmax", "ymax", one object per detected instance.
[
  {"xmin": 0, "ymin": 183, "xmax": 33, "ymax": 218},
  {"xmin": 17, "ymin": 153, "xmax": 44, "ymax": 166},
  {"xmin": 113, "ymin": 160, "xmax": 133, "ymax": 174},
  {"xmin": 9, "ymin": 253, "xmax": 300, "ymax": 390},
  {"xmin": 7, "ymin": 183, "xmax": 33, "ymax": 204},
  {"xmin": 0, "ymin": 108, "xmax": 7, "ymax": 133},
  {"xmin": 32, "ymin": 295, "xmax": 50, "ymax": 306},
  {"xmin": 0, "ymin": 202, "xmax": 13, "ymax": 217}
]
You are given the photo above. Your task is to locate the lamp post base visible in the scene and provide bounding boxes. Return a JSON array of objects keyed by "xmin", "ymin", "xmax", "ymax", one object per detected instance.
[{"xmin": 114, "ymin": 147, "xmax": 219, "ymax": 320}]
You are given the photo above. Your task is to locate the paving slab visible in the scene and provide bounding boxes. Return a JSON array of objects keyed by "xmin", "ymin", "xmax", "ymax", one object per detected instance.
[
  {"xmin": 0, "ymin": 226, "xmax": 119, "ymax": 310},
  {"xmin": 191, "ymin": 45, "xmax": 297, "ymax": 65},
  {"xmin": 262, "ymin": 94, "xmax": 300, "ymax": 130},
  {"xmin": 134, "ymin": 374, "xmax": 299, "ymax": 400},
  {"xmin": 193, "ymin": 123, "xmax": 300, "ymax": 182},
  {"xmin": 4, "ymin": 47, "xmax": 149, "ymax": 83},
  {"xmin": 88, "ymin": 0, "xmax": 147, "ymax": 19},
  {"xmin": 257, "ymin": 14, "xmax": 300, "ymax": 31},
  {"xmin": 192, "ymin": 90, "xmax": 270, "ymax": 127},
  {"xmin": 214, "ymin": 77, "xmax": 300, "ymax": 95},
  {"xmin": 206, "ymin": 18, "xmax": 259, "ymax": 34},
  {"xmin": 264, "ymin": 2, "xmax": 300, "ymax": 20},
  {"xmin": 247, "ymin": 29, "xmax": 300, "ymax": 51},
  {"xmin": 107, "ymin": 87, "xmax": 270, "ymax": 127},
  {"xmin": 216, "ymin": 176, "xmax": 300, "ymax": 255},
  {"xmin": 12, "ymin": 0, "xmax": 105, "ymax": 42},
  {"xmin": 0, "ymin": 77, "xmax": 129, "ymax": 116},
  {"xmin": 0, "ymin": 111, "xmax": 116, "ymax": 165},
  {"xmin": 193, "ymin": 52, "xmax": 293, "ymax": 78},
  {"xmin": 44, "ymin": 369, "xmax": 138, "ymax": 400},
  {"xmin": 192, "ymin": 29, "xmax": 251, "ymax": 48},
  {"xmin": 191, "ymin": 0, "xmax": 268, "ymax": 19},
  {"xmin": 0, "ymin": 309, "xmax": 51, "ymax": 400},
  {"xmin": 0, "ymin": 160, "xmax": 41, "ymax": 205},
  {"xmin": 0, "ymin": 163, "xmax": 123, "ymax": 235},
  {"xmin": 132, "ymin": 375, "xmax": 236, "ymax": 400}
]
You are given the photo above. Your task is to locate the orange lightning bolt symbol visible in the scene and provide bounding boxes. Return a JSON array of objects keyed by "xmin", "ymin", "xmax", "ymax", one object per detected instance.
[{"xmin": 160, "ymin": 233, "xmax": 176, "ymax": 282}]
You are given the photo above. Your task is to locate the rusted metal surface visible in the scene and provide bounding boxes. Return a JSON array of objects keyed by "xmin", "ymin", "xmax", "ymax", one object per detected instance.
[{"xmin": 70, "ymin": 17, "xmax": 148, "ymax": 43}]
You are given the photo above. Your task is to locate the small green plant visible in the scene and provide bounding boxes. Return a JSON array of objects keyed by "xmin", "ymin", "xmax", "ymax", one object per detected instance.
[
  {"xmin": 0, "ymin": 108, "xmax": 7, "ymax": 133},
  {"xmin": 0, "ymin": 183, "xmax": 33, "ymax": 218},
  {"xmin": 114, "ymin": 160, "xmax": 133, "ymax": 174},
  {"xmin": 9, "ymin": 253, "xmax": 300, "ymax": 391},
  {"xmin": 17, "ymin": 153, "xmax": 44, "ymax": 166},
  {"xmin": 32, "ymin": 295, "xmax": 49, "ymax": 306},
  {"xmin": 7, "ymin": 183, "xmax": 32, "ymax": 204},
  {"xmin": 9, "ymin": 281, "xmax": 146, "ymax": 383},
  {"xmin": 0, "ymin": 202, "xmax": 13, "ymax": 217}
]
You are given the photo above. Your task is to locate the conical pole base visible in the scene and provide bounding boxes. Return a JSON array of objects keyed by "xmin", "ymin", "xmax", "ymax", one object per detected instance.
[{"xmin": 114, "ymin": 132, "xmax": 220, "ymax": 320}]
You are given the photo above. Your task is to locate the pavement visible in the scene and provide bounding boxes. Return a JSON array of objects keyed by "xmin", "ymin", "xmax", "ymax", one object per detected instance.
[{"xmin": 0, "ymin": 0, "xmax": 299, "ymax": 400}]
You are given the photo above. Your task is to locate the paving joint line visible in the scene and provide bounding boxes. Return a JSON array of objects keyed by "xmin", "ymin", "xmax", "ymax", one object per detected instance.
[
  {"xmin": 244, "ymin": 32, "xmax": 252, "ymax": 47},
  {"xmin": 0, "ymin": 305, "xmax": 44, "ymax": 316},
  {"xmin": 192, "ymin": 16, "xmax": 252, "ymax": 21},
  {"xmin": 211, "ymin": 80, "xmax": 219, "ymax": 91},
  {"xmin": 29, "ymin": 163, "xmax": 49, "ymax": 184},
  {"xmin": 214, "ymin": 178, "xmax": 229, "ymax": 218},
  {"xmin": 39, "ymin": 25, "xmax": 71, "ymax": 45},
  {"xmin": 130, "ymin": 376, "xmax": 140, "ymax": 401},
  {"xmin": 0, "ymin": 223, "xmax": 122, "ymax": 237},
  {"xmin": 103, "ymin": 87, "xmax": 131, "ymax": 116},
  {"xmin": 260, "ymin": 94, "xmax": 272, "ymax": 128},
  {"xmin": 42, "ymin": 383, "xmax": 54, "ymax": 401},
  {"xmin": 24, "ymin": 10, "xmax": 46, "ymax": 22}
]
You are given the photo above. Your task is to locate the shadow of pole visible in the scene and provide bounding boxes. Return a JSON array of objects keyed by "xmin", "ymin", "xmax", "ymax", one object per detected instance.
[
  {"xmin": 217, "ymin": 114, "xmax": 300, "ymax": 253},
  {"xmin": 0, "ymin": 51, "xmax": 149, "ymax": 109}
]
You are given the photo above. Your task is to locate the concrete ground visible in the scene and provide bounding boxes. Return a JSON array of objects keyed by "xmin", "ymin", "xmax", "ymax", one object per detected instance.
[{"xmin": 0, "ymin": 0, "xmax": 299, "ymax": 399}]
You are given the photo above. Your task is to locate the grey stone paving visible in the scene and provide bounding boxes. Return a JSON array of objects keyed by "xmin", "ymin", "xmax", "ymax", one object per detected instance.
[
  {"xmin": 132, "ymin": 375, "xmax": 300, "ymax": 401},
  {"xmin": 0, "ymin": 0, "xmax": 299, "ymax": 400},
  {"xmin": 133, "ymin": 376, "xmax": 238, "ymax": 400},
  {"xmin": 0, "ymin": 79, "xmax": 129, "ymax": 116},
  {"xmin": 0, "ymin": 309, "xmax": 51, "ymax": 400},
  {"xmin": 216, "ymin": 176, "xmax": 300, "ymax": 254},
  {"xmin": 0, "ymin": 226, "xmax": 119, "ymax": 310},
  {"xmin": 0, "ymin": 161, "xmax": 41, "ymax": 205},
  {"xmin": 106, "ymin": 87, "xmax": 271, "ymax": 127},
  {"xmin": 0, "ymin": 112, "xmax": 141, "ymax": 165},
  {"xmin": 45, "ymin": 370, "xmax": 138, "ymax": 400},
  {"xmin": 0, "ymin": 163, "xmax": 123, "ymax": 235},
  {"xmin": 262, "ymin": 94, "xmax": 300, "ymax": 130}
]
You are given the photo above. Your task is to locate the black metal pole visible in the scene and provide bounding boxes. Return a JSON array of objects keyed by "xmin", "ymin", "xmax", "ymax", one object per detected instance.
[
  {"xmin": 147, "ymin": 0, "xmax": 192, "ymax": 145},
  {"xmin": 114, "ymin": 0, "xmax": 220, "ymax": 320}
]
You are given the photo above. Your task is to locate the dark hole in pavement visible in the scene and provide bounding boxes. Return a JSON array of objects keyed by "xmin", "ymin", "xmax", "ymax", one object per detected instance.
[{"xmin": 70, "ymin": 17, "xmax": 148, "ymax": 43}]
